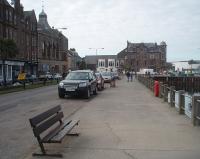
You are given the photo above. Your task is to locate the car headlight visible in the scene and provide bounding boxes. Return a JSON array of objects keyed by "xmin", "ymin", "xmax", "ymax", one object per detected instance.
[
  {"xmin": 59, "ymin": 82, "xmax": 64, "ymax": 88},
  {"xmin": 79, "ymin": 82, "xmax": 87, "ymax": 87}
]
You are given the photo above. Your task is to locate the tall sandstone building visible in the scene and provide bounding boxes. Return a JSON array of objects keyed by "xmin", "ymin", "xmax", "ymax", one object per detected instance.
[
  {"xmin": 37, "ymin": 9, "xmax": 68, "ymax": 74},
  {"xmin": 117, "ymin": 41, "xmax": 167, "ymax": 73},
  {"xmin": 0, "ymin": 0, "xmax": 38, "ymax": 83}
]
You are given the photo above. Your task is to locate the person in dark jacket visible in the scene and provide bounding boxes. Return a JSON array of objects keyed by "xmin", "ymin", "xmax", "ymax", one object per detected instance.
[{"xmin": 126, "ymin": 71, "xmax": 130, "ymax": 82}]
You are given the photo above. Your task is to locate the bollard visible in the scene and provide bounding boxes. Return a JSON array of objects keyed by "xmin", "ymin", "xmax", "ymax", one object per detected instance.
[
  {"xmin": 159, "ymin": 82, "xmax": 163, "ymax": 98},
  {"xmin": 178, "ymin": 90, "xmax": 185, "ymax": 114},
  {"xmin": 170, "ymin": 86, "xmax": 175, "ymax": 107},
  {"xmin": 163, "ymin": 84, "xmax": 168, "ymax": 102},
  {"xmin": 192, "ymin": 95, "xmax": 200, "ymax": 126},
  {"xmin": 154, "ymin": 81, "xmax": 159, "ymax": 97}
]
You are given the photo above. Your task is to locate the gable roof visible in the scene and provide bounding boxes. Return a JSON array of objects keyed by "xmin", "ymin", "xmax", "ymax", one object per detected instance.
[
  {"xmin": 127, "ymin": 42, "xmax": 157, "ymax": 49},
  {"xmin": 117, "ymin": 48, "xmax": 127, "ymax": 58},
  {"xmin": 24, "ymin": 10, "xmax": 37, "ymax": 22},
  {"xmin": 0, "ymin": 0, "xmax": 11, "ymax": 6}
]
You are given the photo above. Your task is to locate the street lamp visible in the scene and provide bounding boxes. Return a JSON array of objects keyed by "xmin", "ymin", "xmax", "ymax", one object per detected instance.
[
  {"xmin": 88, "ymin": 48, "xmax": 104, "ymax": 70},
  {"xmin": 88, "ymin": 48, "xmax": 104, "ymax": 56},
  {"xmin": 52, "ymin": 27, "xmax": 67, "ymax": 30}
]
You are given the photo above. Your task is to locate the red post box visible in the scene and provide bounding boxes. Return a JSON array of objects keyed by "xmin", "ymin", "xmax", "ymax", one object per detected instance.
[{"xmin": 154, "ymin": 81, "xmax": 159, "ymax": 97}]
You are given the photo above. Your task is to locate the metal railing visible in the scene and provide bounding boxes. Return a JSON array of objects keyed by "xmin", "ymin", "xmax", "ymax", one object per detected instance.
[
  {"xmin": 193, "ymin": 97, "xmax": 200, "ymax": 126},
  {"xmin": 196, "ymin": 100, "xmax": 200, "ymax": 120},
  {"xmin": 137, "ymin": 75, "xmax": 200, "ymax": 126}
]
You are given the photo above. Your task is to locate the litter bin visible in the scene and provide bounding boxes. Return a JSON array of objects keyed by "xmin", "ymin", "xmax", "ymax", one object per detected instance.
[{"xmin": 154, "ymin": 81, "xmax": 159, "ymax": 97}]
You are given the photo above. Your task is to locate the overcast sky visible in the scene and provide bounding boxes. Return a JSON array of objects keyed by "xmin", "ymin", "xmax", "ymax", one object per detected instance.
[{"xmin": 18, "ymin": 0, "xmax": 200, "ymax": 62}]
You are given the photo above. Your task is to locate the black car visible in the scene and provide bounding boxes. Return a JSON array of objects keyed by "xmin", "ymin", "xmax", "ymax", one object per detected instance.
[{"xmin": 58, "ymin": 70, "xmax": 97, "ymax": 98}]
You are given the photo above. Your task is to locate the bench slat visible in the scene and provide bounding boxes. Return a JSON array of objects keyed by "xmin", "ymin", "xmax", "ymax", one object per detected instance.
[
  {"xmin": 30, "ymin": 105, "xmax": 61, "ymax": 127},
  {"xmin": 33, "ymin": 112, "xmax": 64, "ymax": 137},
  {"xmin": 49, "ymin": 120, "xmax": 79, "ymax": 143},
  {"xmin": 42, "ymin": 119, "xmax": 72, "ymax": 143}
]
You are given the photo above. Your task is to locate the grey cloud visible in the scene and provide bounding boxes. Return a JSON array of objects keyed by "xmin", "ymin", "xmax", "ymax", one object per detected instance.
[{"xmin": 19, "ymin": 0, "xmax": 200, "ymax": 61}]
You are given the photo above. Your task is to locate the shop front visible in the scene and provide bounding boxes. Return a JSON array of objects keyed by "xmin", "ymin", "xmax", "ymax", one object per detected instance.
[{"xmin": 0, "ymin": 60, "xmax": 25, "ymax": 85}]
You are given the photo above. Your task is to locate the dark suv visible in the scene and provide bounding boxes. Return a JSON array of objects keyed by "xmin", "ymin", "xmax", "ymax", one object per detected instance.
[{"xmin": 58, "ymin": 70, "xmax": 97, "ymax": 98}]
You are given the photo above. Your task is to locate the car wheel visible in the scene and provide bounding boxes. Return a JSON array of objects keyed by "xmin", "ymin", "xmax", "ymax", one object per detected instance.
[
  {"xmin": 93, "ymin": 86, "xmax": 97, "ymax": 95},
  {"xmin": 85, "ymin": 88, "xmax": 90, "ymax": 99},
  {"xmin": 58, "ymin": 91, "xmax": 65, "ymax": 98}
]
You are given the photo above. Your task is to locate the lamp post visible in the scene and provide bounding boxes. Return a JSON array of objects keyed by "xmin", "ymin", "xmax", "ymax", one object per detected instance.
[
  {"xmin": 88, "ymin": 48, "xmax": 104, "ymax": 56},
  {"xmin": 52, "ymin": 27, "xmax": 67, "ymax": 30},
  {"xmin": 88, "ymin": 48, "xmax": 104, "ymax": 70}
]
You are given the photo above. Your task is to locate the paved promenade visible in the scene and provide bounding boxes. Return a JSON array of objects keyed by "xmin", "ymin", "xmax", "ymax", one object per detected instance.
[{"xmin": 25, "ymin": 78, "xmax": 200, "ymax": 159}]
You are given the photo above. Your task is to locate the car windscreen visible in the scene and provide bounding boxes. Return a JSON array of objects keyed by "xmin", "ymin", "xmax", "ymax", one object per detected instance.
[
  {"xmin": 101, "ymin": 72, "xmax": 111, "ymax": 76},
  {"xmin": 95, "ymin": 73, "xmax": 100, "ymax": 77},
  {"xmin": 65, "ymin": 72, "xmax": 89, "ymax": 80}
]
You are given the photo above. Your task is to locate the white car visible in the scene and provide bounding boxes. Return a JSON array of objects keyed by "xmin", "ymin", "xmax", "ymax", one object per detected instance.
[
  {"xmin": 54, "ymin": 73, "xmax": 62, "ymax": 79},
  {"xmin": 101, "ymin": 72, "xmax": 114, "ymax": 83},
  {"xmin": 45, "ymin": 72, "xmax": 53, "ymax": 79}
]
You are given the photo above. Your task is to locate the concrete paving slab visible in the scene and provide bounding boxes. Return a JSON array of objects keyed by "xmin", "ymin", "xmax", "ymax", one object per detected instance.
[{"xmin": 24, "ymin": 79, "xmax": 200, "ymax": 159}]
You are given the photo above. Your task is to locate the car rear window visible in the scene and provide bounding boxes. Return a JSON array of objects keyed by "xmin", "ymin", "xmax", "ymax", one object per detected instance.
[
  {"xmin": 65, "ymin": 72, "xmax": 89, "ymax": 80},
  {"xmin": 101, "ymin": 72, "xmax": 111, "ymax": 76}
]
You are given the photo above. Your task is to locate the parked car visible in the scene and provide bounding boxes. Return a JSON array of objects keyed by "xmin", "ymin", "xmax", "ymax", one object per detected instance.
[
  {"xmin": 53, "ymin": 73, "xmax": 62, "ymax": 80},
  {"xmin": 95, "ymin": 72, "xmax": 104, "ymax": 91},
  {"xmin": 112, "ymin": 72, "xmax": 120, "ymax": 80},
  {"xmin": 58, "ymin": 70, "xmax": 97, "ymax": 99},
  {"xmin": 101, "ymin": 71, "xmax": 114, "ymax": 83},
  {"xmin": 39, "ymin": 72, "xmax": 53, "ymax": 80},
  {"xmin": 45, "ymin": 72, "xmax": 53, "ymax": 79},
  {"xmin": 25, "ymin": 74, "xmax": 37, "ymax": 83}
]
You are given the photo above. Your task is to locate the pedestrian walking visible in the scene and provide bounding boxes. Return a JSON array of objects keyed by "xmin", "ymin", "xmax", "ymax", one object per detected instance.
[
  {"xmin": 126, "ymin": 71, "xmax": 130, "ymax": 82},
  {"xmin": 130, "ymin": 70, "xmax": 133, "ymax": 82}
]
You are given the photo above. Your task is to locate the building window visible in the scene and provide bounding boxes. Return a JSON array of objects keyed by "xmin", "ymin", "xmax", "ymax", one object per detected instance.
[
  {"xmin": 48, "ymin": 43, "xmax": 51, "ymax": 59},
  {"xmin": 56, "ymin": 46, "xmax": 59, "ymax": 59},
  {"xmin": 116, "ymin": 61, "xmax": 119, "ymax": 67},
  {"xmin": 108, "ymin": 59, "xmax": 115, "ymax": 67},
  {"xmin": 161, "ymin": 53, "xmax": 165, "ymax": 60},
  {"xmin": 6, "ymin": 10, "xmax": 9, "ymax": 21},
  {"xmin": 14, "ymin": 15, "xmax": 17, "ymax": 25},
  {"xmin": 42, "ymin": 42, "xmax": 45, "ymax": 57},
  {"xmin": 131, "ymin": 55, "xmax": 135, "ymax": 59},
  {"xmin": 9, "ymin": 11, "xmax": 12, "ymax": 23},
  {"xmin": 7, "ymin": 65, "xmax": 12, "ymax": 80},
  {"xmin": 98, "ymin": 59, "xmax": 105, "ymax": 67},
  {"xmin": 150, "ymin": 54, "xmax": 155, "ymax": 59}
]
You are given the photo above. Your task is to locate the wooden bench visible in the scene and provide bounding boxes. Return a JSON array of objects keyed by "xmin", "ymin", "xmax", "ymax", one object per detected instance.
[{"xmin": 29, "ymin": 105, "xmax": 79, "ymax": 157}]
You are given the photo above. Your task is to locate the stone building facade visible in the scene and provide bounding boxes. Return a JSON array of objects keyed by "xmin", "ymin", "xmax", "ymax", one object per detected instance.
[
  {"xmin": 0, "ymin": 0, "xmax": 38, "ymax": 83},
  {"xmin": 68, "ymin": 48, "xmax": 82, "ymax": 71},
  {"xmin": 117, "ymin": 41, "xmax": 167, "ymax": 73},
  {"xmin": 85, "ymin": 55, "xmax": 119, "ymax": 72},
  {"xmin": 37, "ymin": 9, "xmax": 68, "ymax": 75}
]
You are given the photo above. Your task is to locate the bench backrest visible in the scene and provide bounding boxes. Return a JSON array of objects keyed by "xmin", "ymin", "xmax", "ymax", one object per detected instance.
[{"xmin": 29, "ymin": 105, "xmax": 63, "ymax": 137}]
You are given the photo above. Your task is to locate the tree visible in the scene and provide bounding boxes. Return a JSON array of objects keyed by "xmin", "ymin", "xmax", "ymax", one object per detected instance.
[
  {"xmin": 77, "ymin": 60, "xmax": 86, "ymax": 70},
  {"xmin": 0, "ymin": 39, "xmax": 18, "ymax": 86}
]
